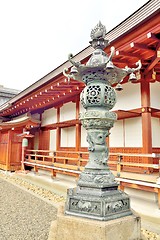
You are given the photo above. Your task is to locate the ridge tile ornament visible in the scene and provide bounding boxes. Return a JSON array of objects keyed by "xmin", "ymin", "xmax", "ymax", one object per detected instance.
[{"xmin": 63, "ymin": 21, "xmax": 141, "ymax": 221}]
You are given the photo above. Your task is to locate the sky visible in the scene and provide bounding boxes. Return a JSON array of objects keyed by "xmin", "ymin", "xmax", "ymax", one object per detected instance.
[{"xmin": 0, "ymin": 0, "xmax": 149, "ymax": 91}]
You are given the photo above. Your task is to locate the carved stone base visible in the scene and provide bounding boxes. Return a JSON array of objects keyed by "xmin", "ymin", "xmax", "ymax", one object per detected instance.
[
  {"xmin": 78, "ymin": 169, "xmax": 118, "ymax": 188},
  {"xmin": 48, "ymin": 205, "xmax": 141, "ymax": 240},
  {"xmin": 65, "ymin": 185, "xmax": 132, "ymax": 221}
]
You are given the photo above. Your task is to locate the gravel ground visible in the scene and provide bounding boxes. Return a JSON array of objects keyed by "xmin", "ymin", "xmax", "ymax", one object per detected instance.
[
  {"xmin": 0, "ymin": 175, "xmax": 58, "ymax": 240},
  {"xmin": 0, "ymin": 171, "xmax": 160, "ymax": 240}
]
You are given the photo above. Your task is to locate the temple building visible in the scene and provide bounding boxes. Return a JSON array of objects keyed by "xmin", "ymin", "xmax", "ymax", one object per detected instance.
[
  {"xmin": 0, "ymin": 85, "xmax": 20, "ymax": 107},
  {"xmin": 0, "ymin": 0, "xmax": 159, "ymax": 206}
]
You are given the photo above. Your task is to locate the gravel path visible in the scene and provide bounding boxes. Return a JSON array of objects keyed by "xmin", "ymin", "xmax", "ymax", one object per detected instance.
[{"xmin": 0, "ymin": 178, "xmax": 57, "ymax": 240}]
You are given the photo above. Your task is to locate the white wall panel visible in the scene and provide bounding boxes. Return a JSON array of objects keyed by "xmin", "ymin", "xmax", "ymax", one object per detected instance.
[
  {"xmin": 150, "ymin": 82, "xmax": 160, "ymax": 109},
  {"xmin": 152, "ymin": 117, "xmax": 160, "ymax": 147},
  {"xmin": 61, "ymin": 126, "xmax": 75, "ymax": 147},
  {"xmin": 112, "ymin": 82, "xmax": 141, "ymax": 111},
  {"xmin": 34, "ymin": 132, "xmax": 39, "ymax": 150},
  {"xmin": 61, "ymin": 128, "xmax": 68, "ymax": 147},
  {"xmin": 81, "ymin": 126, "xmax": 88, "ymax": 147},
  {"xmin": 80, "ymin": 102, "xmax": 85, "ymax": 114},
  {"xmin": 125, "ymin": 117, "xmax": 142, "ymax": 147},
  {"xmin": 109, "ymin": 120, "xmax": 124, "ymax": 147},
  {"xmin": 60, "ymin": 102, "xmax": 76, "ymax": 122},
  {"xmin": 49, "ymin": 129, "xmax": 56, "ymax": 150},
  {"xmin": 41, "ymin": 108, "xmax": 56, "ymax": 126}
]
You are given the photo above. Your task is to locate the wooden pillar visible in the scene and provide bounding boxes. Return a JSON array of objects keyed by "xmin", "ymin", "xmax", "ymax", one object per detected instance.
[
  {"xmin": 38, "ymin": 112, "xmax": 43, "ymax": 149},
  {"xmin": 56, "ymin": 127, "xmax": 61, "ymax": 150},
  {"xmin": 141, "ymin": 79, "xmax": 152, "ymax": 153},
  {"xmin": 141, "ymin": 79, "xmax": 152, "ymax": 171},
  {"xmin": 6, "ymin": 130, "xmax": 12, "ymax": 171},
  {"xmin": 158, "ymin": 188, "xmax": 160, "ymax": 209},
  {"xmin": 21, "ymin": 137, "xmax": 29, "ymax": 171},
  {"xmin": 56, "ymin": 107, "xmax": 61, "ymax": 150},
  {"xmin": 76, "ymin": 98, "xmax": 81, "ymax": 151},
  {"xmin": 118, "ymin": 183, "xmax": 125, "ymax": 191}
]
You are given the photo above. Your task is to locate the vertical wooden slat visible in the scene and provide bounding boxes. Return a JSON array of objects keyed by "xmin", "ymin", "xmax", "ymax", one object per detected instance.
[
  {"xmin": 6, "ymin": 131, "xmax": 12, "ymax": 170},
  {"xmin": 39, "ymin": 130, "xmax": 49, "ymax": 150},
  {"xmin": 0, "ymin": 131, "xmax": 8, "ymax": 167},
  {"xmin": 11, "ymin": 130, "xmax": 22, "ymax": 168},
  {"xmin": 51, "ymin": 151, "xmax": 56, "ymax": 177}
]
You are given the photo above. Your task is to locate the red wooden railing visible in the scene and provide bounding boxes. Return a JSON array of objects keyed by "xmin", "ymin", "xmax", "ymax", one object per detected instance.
[{"xmin": 24, "ymin": 149, "xmax": 160, "ymax": 176}]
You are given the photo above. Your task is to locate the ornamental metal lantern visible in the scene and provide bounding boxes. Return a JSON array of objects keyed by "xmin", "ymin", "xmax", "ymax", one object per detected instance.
[{"xmin": 63, "ymin": 21, "xmax": 141, "ymax": 221}]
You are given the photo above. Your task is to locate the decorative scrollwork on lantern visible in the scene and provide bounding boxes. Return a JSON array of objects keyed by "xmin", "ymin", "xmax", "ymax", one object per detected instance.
[{"xmin": 86, "ymin": 85, "xmax": 101, "ymax": 105}]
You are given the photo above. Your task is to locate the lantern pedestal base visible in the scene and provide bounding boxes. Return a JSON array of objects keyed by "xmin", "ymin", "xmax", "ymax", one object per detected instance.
[
  {"xmin": 48, "ymin": 205, "xmax": 141, "ymax": 240},
  {"xmin": 65, "ymin": 185, "xmax": 132, "ymax": 221}
]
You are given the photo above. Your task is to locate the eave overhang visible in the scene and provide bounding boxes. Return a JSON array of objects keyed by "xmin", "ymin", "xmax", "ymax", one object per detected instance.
[{"xmin": 0, "ymin": 115, "xmax": 40, "ymax": 131}]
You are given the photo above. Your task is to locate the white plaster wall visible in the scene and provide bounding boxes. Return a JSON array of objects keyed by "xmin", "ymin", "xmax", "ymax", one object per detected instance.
[
  {"xmin": 41, "ymin": 108, "xmax": 57, "ymax": 126},
  {"xmin": 109, "ymin": 120, "xmax": 124, "ymax": 147},
  {"xmin": 61, "ymin": 128, "xmax": 67, "ymax": 147},
  {"xmin": 81, "ymin": 126, "xmax": 88, "ymax": 147},
  {"xmin": 34, "ymin": 132, "xmax": 39, "ymax": 150},
  {"xmin": 125, "ymin": 117, "xmax": 142, "ymax": 147},
  {"xmin": 61, "ymin": 126, "xmax": 75, "ymax": 147},
  {"xmin": 112, "ymin": 82, "xmax": 141, "ymax": 111},
  {"xmin": 80, "ymin": 102, "xmax": 85, "ymax": 114},
  {"xmin": 150, "ymin": 82, "xmax": 160, "ymax": 109},
  {"xmin": 152, "ymin": 117, "xmax": 160, "ymax": 147},
  {"xmin": 60, "ymin": 102, "xmax": 76, "ymax": 122},
  {"xmin": 49, "ymin": 129, "xmax": 56, "ymax": 150}
]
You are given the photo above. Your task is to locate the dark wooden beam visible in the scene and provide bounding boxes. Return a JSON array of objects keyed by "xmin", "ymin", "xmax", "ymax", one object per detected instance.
[
  {"xmin": 144, "ymin": 42, "xmax": 160, "ymax": 74},
  {"xmin": 115, "ymin": 50, "xmax": 141, "ymax": 59},
  {"xmin": 130, "ymin": 42, "xmax": 155, "ymax": 53},
  {"xmin": 147, "ymin": 32, "xmax": 160, "ymax": 42},
  {"xmin": 114, "ymin": 109, "xmax": 141, "ymax": 120}
]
